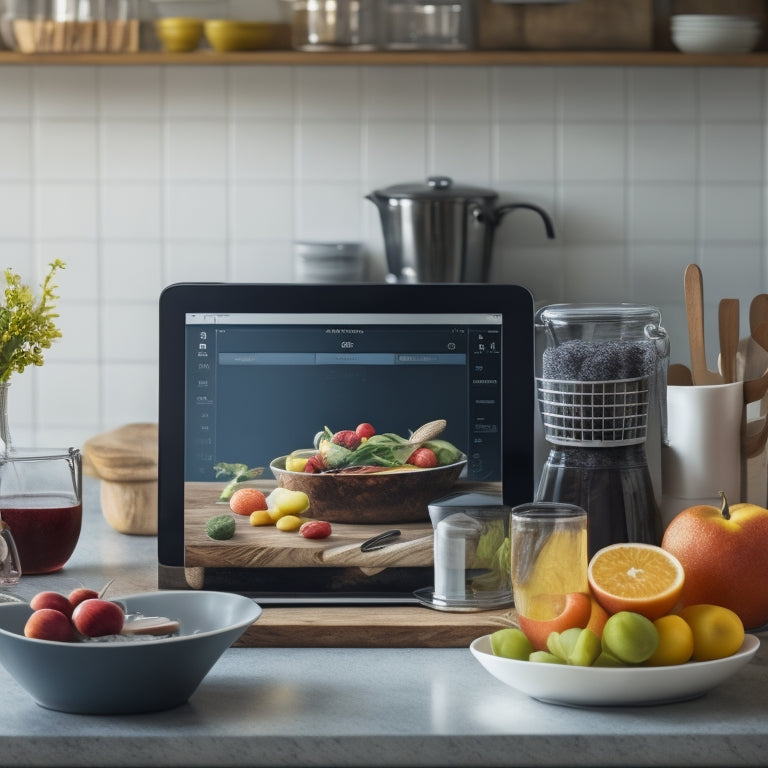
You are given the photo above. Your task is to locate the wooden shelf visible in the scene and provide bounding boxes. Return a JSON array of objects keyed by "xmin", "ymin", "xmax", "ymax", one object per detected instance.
[{"xmin": 1, "ymin": 48, "xmax": 768, "ymax": 66}]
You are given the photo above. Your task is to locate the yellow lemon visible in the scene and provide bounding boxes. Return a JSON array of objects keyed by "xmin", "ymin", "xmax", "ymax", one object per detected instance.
[
  {"xmin": 645, "ymin": 614, "xmax": 694, "ymax": 666},
  {"xmin": 286, "ymin": 455, "xmax": 309, "ymax": 472},
  {"xmin": 679, "ymin": 604, "xmax": 745, "ymax": 661}
]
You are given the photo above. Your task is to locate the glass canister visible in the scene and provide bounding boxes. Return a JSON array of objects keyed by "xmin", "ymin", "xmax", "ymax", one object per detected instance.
[
  {"xmin": 534, "ymin": 304, "xmax": 669, "ymax": 556},
  {"xmin": 288, "ymin": 0, "xmax": 377, "ymax": 50},
  {"xmin": 383, "ymin": 0, "xmax": 471, "ymax": 50}
]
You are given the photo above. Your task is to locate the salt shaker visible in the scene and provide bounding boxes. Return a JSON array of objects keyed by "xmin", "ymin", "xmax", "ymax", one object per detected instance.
[{"xmin": 0, "ymin": 514, "xmax": 22, "ymax": 585}]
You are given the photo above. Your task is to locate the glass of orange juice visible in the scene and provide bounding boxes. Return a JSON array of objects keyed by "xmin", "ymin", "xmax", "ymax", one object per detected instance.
[{"xmin": 510, "ymin": 502, "xmax": 588, "ymax": 621}]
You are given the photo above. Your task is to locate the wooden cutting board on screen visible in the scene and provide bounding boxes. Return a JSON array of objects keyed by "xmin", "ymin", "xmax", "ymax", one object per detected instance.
[{"xmin": 184, "ymin": 482, "xmax": 434, "ymax": 569}]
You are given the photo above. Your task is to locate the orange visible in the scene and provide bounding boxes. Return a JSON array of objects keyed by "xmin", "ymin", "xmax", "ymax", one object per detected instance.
[
  {"xmin": 229, "ymin": 488, "xmax": 268, "ymax": 516},
  {"xmin": 645, "ymin": 614, "xmax": 693, "ymax": 666},
  {"xmin": 587, "ymin": 543, "xmax": 684, "ymax": 621},
  {"xmin": 585, "ymin": 595, "xmax": 609, "ymax": 638},
  {"xmin": 516, "ymin": 592, "xmax": 592, "ymax": 652}
]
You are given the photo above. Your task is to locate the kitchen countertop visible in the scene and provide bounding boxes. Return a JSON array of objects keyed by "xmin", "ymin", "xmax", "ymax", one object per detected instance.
[{"xmin": 1, "ymin": 479, "xmax": 767, "ymax": 768}]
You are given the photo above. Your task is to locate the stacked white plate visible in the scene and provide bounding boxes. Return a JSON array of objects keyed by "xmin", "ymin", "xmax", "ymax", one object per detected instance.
[{"xmin": 671, "ymin": 14, "xmax": 762, "ymax": 54}]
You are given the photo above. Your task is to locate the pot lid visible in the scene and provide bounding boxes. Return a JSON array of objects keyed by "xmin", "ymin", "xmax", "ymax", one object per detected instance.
[{"xmin": 372, "ymin": 175, "xmax": 498, "ymax": 200}]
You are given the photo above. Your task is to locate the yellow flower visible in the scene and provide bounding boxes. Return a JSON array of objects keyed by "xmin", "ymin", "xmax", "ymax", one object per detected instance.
[{"xmin": 0, "ymin": 260, "xmax": 65, "ymax": 382}]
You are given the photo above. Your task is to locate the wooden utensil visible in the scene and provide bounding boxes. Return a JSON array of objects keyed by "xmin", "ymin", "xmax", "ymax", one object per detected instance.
[
  {"xmin": 742, "ymin": 320, "xmax": 768, "ymax": 458},
  {"xmin": 684, "ymin": 264, "xmax": 722, "ymax": 385},
  {"xmin": 668, "ymin": 363, "xmax": 693, "ymax": 386},
  {"xmin": 718, "ymin": 299, "xmax": 740, "ymax": 384},
  {"xmin": 749, "ymin": 294, "xmax": 768, "ymax": 335}
]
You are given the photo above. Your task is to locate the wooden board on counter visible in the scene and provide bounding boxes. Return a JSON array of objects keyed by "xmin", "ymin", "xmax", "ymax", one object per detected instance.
[{"xmin": 235, "ymin": 605, "xmax": 517, "ymax": 648}]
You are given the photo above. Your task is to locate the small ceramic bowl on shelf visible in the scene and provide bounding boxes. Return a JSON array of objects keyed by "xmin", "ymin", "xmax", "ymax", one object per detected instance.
[
  {"xmin": 155, "ymin": 16, "xmax": 204, "ymax": 52},
  {"xmin": 204, "ymin": 20, "xmax": 274, "ymax": 51},
  {"xmin": 670, "ymin": 14, "xmax": 762, "ymax": 54}
]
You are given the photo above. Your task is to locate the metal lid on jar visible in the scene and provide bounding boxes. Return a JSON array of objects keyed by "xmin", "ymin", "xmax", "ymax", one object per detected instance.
[{"xmin": 372, "ymin": 175, "xmax": 499, "ymax": 201}]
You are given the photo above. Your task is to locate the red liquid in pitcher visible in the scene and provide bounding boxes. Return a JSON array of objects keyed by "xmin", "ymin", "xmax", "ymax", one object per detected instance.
[{"xmin": 1, "ymin": 494, "xmax": 82, "ymax": 574}]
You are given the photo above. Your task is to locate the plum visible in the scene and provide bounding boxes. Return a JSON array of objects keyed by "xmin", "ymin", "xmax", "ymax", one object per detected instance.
[
  {"xmin": 24, "ymin": 608, "xmax": 74, "ymax": 642},
  {"xmin": 68, "ymin": 587, "xmax": 99, "ymax": 609},
  {"xmin": 72, "ymin": 598, "xmax": 125, "ymax": 638},
  {"xmin": 29, "ymin": 590, "xmax": 74, "ymax": 619}
]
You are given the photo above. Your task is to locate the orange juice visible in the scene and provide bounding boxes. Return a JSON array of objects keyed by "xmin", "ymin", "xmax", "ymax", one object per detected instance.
[{"xmin": 510, "ymin": 503, "xmax": 588, "ymax": 620}]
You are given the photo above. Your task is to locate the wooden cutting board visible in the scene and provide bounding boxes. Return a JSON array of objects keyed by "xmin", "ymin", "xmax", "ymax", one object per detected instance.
[
  {"xmin": 184, "ymin": 482, "xmax": 434, "ymax": 568},
  {"xmin": 175, "ymin": 480, "xmax": 515, "ymax": 647},
  {"xmin": 235, "ymin": 605, "xmax": 518, "ymax": 648}
]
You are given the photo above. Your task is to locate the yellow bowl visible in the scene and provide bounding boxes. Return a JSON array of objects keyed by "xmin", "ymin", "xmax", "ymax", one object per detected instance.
[
  {"xmin": 204, "ymin": 20, "xmax": 274, "ymax": 52},
  {"xmin": 155, "ymin": 17, "xmax": 204, "ymax": 52}
]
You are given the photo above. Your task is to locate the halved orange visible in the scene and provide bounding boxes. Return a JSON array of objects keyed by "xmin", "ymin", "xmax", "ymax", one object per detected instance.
[
  {"xmin": 516, "ymin": 592, "xmax": 592, "ymax": 651},
  {"xmin": 588, "ymin": 543, "xmax": 685, "ymax": 621}
]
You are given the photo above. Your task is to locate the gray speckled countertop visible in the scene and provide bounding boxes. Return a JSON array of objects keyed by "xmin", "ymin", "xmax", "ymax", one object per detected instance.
[{"xmin": 1, "ymin": 479, "xmax": 767, "ymax": 768}]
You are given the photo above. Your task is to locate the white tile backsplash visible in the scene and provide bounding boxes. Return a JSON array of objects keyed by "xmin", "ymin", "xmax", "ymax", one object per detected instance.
[{"xmin": 4, "ymin": 63, "xmax": 768, "ymax": 445}]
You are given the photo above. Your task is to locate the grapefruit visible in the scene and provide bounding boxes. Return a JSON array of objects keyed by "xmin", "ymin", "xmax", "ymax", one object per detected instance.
[
  {"xmin": 662, "ymin": 493, "xmax": 768, "ymax": 629},
  {"xmin": 516, "ymin": 592, "xmax": 592, "ymax": 652}
]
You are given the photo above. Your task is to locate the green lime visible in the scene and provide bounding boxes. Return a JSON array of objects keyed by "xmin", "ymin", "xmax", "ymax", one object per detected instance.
[
  {"xmin": 529, "ymin": 651, "xmax": 566, "ymax": 664},
  {"xmin": 601, "ymin": 611, "xmax": 659, "ymax": 664},
  {"xmin": 490, "ymin": 627, "xmax": 533, "ymax": 660},
  {"xmin": 567, "ymin": 628, "xmax": 601, "ymax": 666}
]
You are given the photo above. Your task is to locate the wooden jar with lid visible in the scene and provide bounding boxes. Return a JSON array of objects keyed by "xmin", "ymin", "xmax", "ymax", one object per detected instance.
[{"xmin": 83, "ymin": 423, "xmax": 158, "ymax": 535}]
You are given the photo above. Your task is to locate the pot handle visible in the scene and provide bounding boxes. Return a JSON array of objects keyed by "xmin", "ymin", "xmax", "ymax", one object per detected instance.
[{"xmin": 485, "ymin": 203, "xmax": 556, "ymax": 239}]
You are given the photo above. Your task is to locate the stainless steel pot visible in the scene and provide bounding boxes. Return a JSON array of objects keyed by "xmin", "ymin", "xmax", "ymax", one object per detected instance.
[{"xmin": 366, "ymin": 175, "xmax": 555, "ymax": 283}]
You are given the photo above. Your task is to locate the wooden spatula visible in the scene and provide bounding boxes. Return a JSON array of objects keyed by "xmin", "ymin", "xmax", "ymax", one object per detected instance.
[
  {"xmin": 718, "ymin": 299, "xmax": 739, "ymax": 384},
  {"xmin": 749, "ymin": 294, "xmax": 768, "ymax": 335},
  {"xmin": 684, "ymin": 264, "xmax": 722, "ymax": 385}
]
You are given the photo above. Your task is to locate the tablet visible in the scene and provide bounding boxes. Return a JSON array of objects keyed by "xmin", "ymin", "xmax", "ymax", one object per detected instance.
[{"xmin": 157, "ymin": 282, "xmax": 534, "ymax": 603}]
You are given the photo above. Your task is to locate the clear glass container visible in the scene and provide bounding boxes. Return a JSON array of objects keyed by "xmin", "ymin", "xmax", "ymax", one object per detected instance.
[
  {"xmin": 0, "ymin": 447, "xmax": 82, "ymax": 575},
  {"xmin": 0, "ymin": 514, "xmax": 22, "ymax": 585},
  {"xmin": 288, "ymin": 0, "xmax": 377, "ymax": 50},
  {"xmin": 384, "ymin": 0, "xmax": 470, "ymax": 50},
  {"xmin": 1, "ymin": 0, "xmax": 139, "ymax": 53}
]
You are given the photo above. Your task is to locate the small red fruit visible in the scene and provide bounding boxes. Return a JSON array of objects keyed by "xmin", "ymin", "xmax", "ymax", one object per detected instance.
[
  {"xmin": 24, "ymin": 608, "xmax": 74, "ymax": 642},
  {"xmin": 68, "ymin": 588, "xmax": 99, "ymax": 609},
  {"xmin": 72, "ymin": 599, "xmax": 125, "ymax": 638},
  {"xmin": 300, "ymin": 520, "xmax": 332, "ymax": 539},
  {"xmin": 355, "ymin": 422, "xmax": 376, "ymax": 439},
  {"xmin": 30, "ymin": 591, "xmax": 74, "ymax": 619},
  {"xmin": 303, "ymin": 454, "xmax": 326, "ymax": 473},
  {"xmin": 229, "ymin": 488, "xmax": 268, "ymax": 516},
  {"xmin": 332, "ymin": 430, "xmax": 362, "ymax": 451},
  {"xmin": 407, "ymin": 447, "xmax": 438, "ymax": 468}
]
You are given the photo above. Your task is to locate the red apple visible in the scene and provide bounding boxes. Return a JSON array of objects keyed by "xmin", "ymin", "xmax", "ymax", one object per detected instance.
[
  {"xmin": 24, "ymin": 608, "xmax": 74, "ymax": 642},
  {"xmin": 662, "ymin": 494, "xmax": 768, "ymax": 629},
  {"xmin": 29, "ymin": 591, "xmax": 74, "ymax": 619},
  {"xmin": 71, "ymin": 599, "xmax": 125, "ymax": 638},
  {"xmin": 68, "ymin": 587, "xmax": 99, "ymax": 609}
]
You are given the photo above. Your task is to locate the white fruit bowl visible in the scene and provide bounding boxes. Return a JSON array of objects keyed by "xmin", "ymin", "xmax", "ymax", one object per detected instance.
[
  {"xmin": 470, "ymin": 633, "xmax": 760, "ymax": 707},
  {"xmin": 0, "ymin": 591, "xmax": 261, "ymax": 714}
]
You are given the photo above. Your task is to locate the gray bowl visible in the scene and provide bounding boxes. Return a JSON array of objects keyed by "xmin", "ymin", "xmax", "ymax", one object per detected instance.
[{"xmin": 0, "ymin": 590, "xmax": 261, "ymax": 714}]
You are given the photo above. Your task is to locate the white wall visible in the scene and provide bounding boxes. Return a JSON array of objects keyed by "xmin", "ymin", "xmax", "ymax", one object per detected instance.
[{"xmin": 0, "ymin": 63, "xmax": 765, "ymax": 447}]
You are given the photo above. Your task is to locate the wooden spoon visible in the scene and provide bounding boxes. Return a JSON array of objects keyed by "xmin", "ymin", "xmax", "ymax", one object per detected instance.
[
  {"xmin": 749, "ymin": 294, "xmax": 768, "ymax": 335},
  {"xmin": 718, "ymin": 298, "xmax": 739, "ymax": 384},
  {"xmin": 668, "ymin": 363, "xmax": 693, "ymax": 386},
  {"xmin": 684, "ymin": 264, "xmax": 722, "ymax": 385}
]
